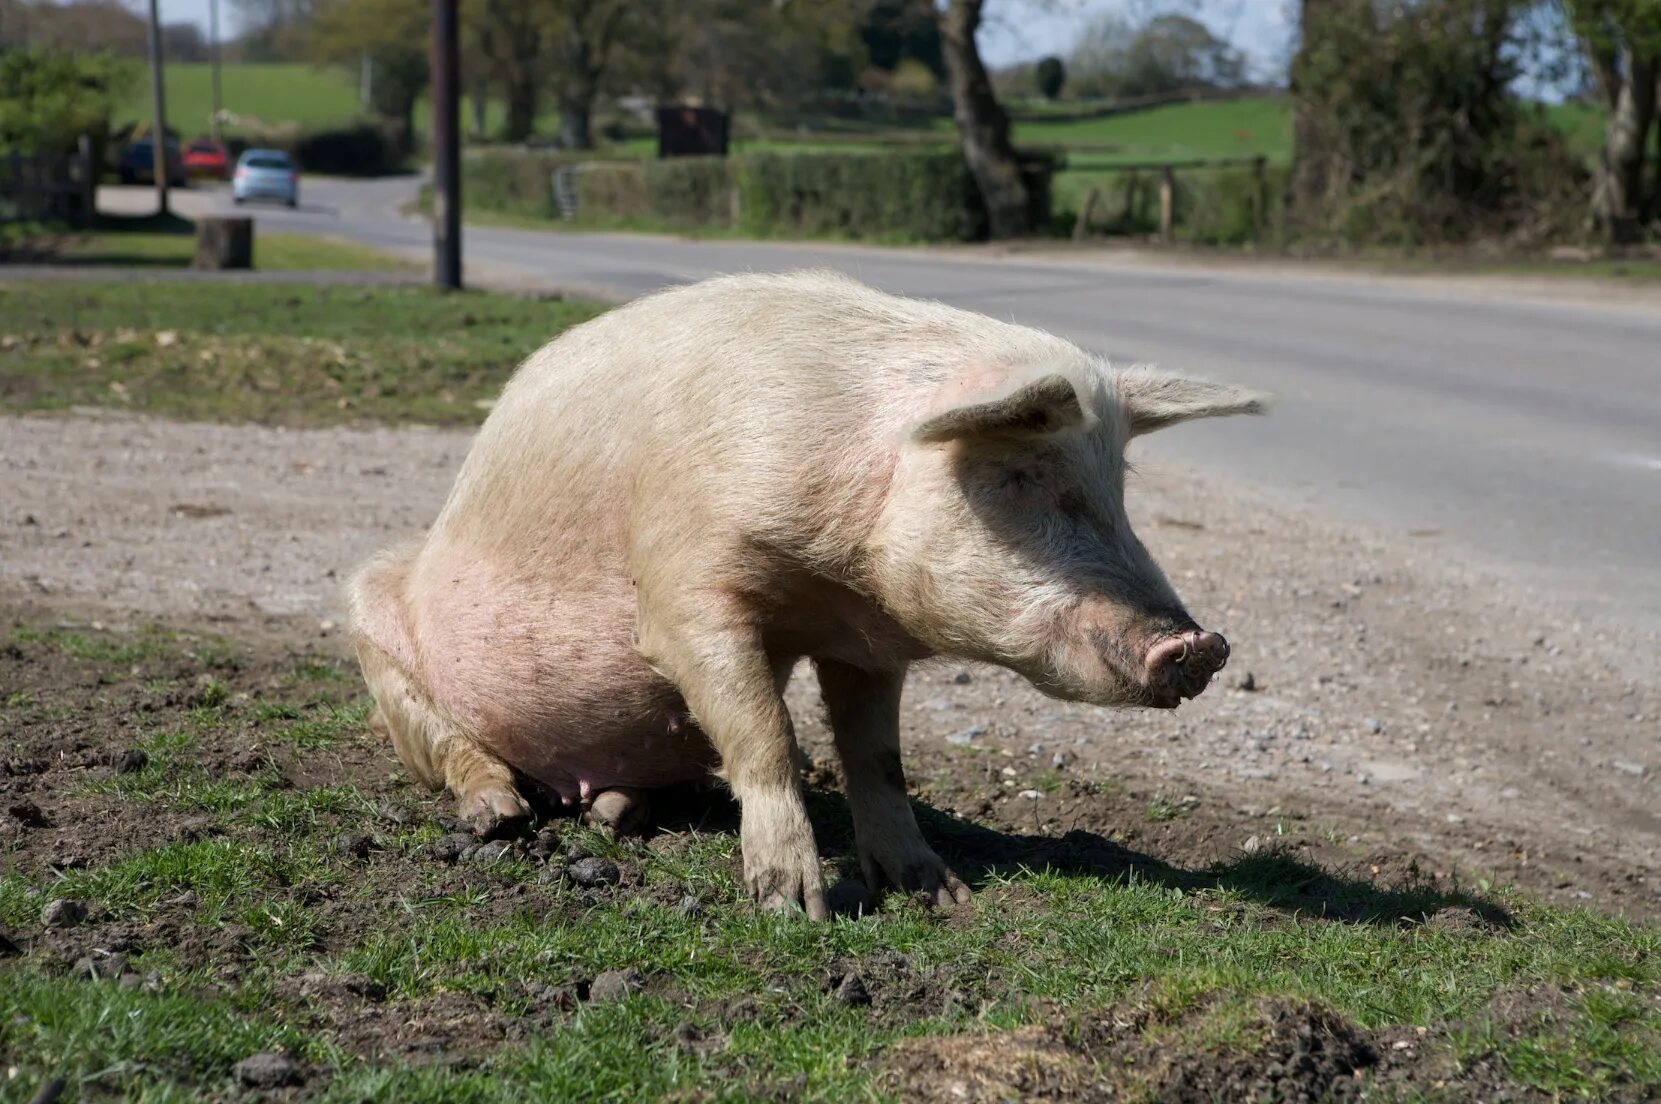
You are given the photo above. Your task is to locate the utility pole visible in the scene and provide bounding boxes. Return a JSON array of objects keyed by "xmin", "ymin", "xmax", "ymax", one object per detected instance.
[
  {"xmin": 145, "ymin": 0, "xmax": 169, "ymax": 215},
  {"xmin": 431, "ymin": 0, "xmax": 462, "ymax": 289},
  {"xmin": 209, "ymin": 0, "xmax": 223, "ymax": 146}
]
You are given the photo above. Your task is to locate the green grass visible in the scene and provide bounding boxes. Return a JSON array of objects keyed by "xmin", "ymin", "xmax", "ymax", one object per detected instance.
[
  {"xmin": 1, "ymin": 621, "xmax": 1659, "ymax": 1101},
  {"xmin": 1017, "ymin": 97, "xmax": 1294, "ymax": 167},
  {"xmin": 116, "ymin": 62, "xmax": 360, "ymax": 135},
  {"xmin": 0, "ymin": 280, "xmax": 605, "ymax": 426},
  {"xmin": 49, "ymin": 230, "xmax": 416, "ymax": 271}
]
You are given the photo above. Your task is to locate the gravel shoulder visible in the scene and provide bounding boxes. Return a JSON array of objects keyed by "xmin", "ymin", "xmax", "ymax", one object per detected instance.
[{"xmin": 2, "ymin": 410, "xmax": 1657, "ymax": 916}]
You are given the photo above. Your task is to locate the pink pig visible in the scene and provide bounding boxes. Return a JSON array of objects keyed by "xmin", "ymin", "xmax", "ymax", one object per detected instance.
[{"xmin": 348, "ymin": 271, "xmax": 1261, "ymax": 917}]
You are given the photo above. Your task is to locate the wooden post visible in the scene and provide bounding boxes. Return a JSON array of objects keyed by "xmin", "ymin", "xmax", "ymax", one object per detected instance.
[
  {"xmin": 1159, "ymin": 165, "xmax": 1174, "ymax": 244},
  {"xmin": 1072, "ymin": 186, "xmax": 1100, "ymax": 241},
  {"xmin": 193, "ymin": 216, "xmax": 253, "ymax": 269}
]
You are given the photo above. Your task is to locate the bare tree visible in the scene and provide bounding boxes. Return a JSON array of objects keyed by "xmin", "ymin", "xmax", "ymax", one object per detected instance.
[{"xmin": 938, "ymin": 0, "xmax": 1031, "ymax": 237}]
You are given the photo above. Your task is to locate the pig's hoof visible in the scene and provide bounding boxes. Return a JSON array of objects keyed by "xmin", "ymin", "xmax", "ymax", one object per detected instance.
[
  {"xmin": 862, "ymin": 845, "xmax": 972, "ymax": 910},
  {"xmin": 459, "ymin": 785, "xmax": 532, "ymax": 841},
  {"xmin": 583, "ymin": 787, "xmax": 650, "ymax": 837},
  {"xmin": 748, "ymin": 865, "xmax": 829, "ymax": 921}
]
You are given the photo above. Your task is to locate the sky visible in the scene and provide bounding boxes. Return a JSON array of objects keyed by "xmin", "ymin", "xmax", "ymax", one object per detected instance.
[
  {"xmin": 977, "ymin": 1, "xmax": 1297, "ymax": 79},
  {"xmin": 146, "ymin": 0, "xmax": 1301, "ymax": 83}
]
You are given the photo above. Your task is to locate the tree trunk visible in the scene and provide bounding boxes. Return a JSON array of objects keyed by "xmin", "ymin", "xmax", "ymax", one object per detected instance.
[
  {"xmin": 938, "ymin": 0, "xmax": 1031, "ymax": 238},
  {"xmin": 503, "ymin": 80, "xmax": 537, "ymax": 142},
  {"xmin": 193, "ymin": 216, "xmax": 253, "ymax": 269},
  {"xmin": 1592, "ymin": 48, "xmax": 1657, "ymax": 245},
  {"xmin": 559, "ymin": 89, "xmax": 594, "ymax": 149}
]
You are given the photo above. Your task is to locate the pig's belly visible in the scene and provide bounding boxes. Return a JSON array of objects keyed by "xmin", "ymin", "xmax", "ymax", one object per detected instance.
[{"xmin": 411, "ymin": 563, "xmax": 717, "ymax": 804}]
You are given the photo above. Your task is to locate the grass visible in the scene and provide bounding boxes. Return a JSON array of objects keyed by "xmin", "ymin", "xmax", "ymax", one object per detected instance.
[
  {"xmin": 46, "ymin": 230, "xmax": 417, "ymax": 271},
  {"xmin": 116, "ymin": 62, "xmax": 360, "ymax": 135},
  {"xmin": 0, "ymin": 621, "xmax": 1658, "ymax": 1101},
  {"xmin": 1018, "ymin": 97, "xmax": 1294, "ymax": 166},
  {"xmin": 0, "ymin": 280, "xmax": 605, "ymax": 427}
]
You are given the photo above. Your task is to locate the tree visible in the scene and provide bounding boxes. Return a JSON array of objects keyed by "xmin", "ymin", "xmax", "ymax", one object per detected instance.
[
  {"xmin": 0, "ymin": 47, "xmax": 130, "ymax": 154},
  {"xmin": 939, "ymin": 0, "xmax": 1031, "ymax": 237},
  {"xmin": 1035, "ymin": 54, "xmax": 1065, "ymax": 99},
  {"xmin": 1565, "ymin": 1, "xmax": 1661, "ymax": 242},
  {"xmin": 1068, "ymin": 8, "xmax": 1244, "ymax": 99},
  {"xmin": 309, "ymin": 0, "xmax": 426, "ymax": 138},
  {"xmin": 1287, "ymin": 0, "xmax": 1578, "ymax": 246},
  {"xmin": 232, "ymin": 0, "xmax": 314, "ymax": 60},
  {"xmin": 553, "ymin": 0, "xmax": 628, "ymax": 149},
  {"xmin": 465, "ymin": 0, "xmax": 548, "ymax": 142}
]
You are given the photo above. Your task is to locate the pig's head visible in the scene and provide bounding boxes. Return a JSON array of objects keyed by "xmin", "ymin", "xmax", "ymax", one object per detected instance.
[{"xmin": 869, "ymin": 358, "xmax": 1262, "ymax": 709}]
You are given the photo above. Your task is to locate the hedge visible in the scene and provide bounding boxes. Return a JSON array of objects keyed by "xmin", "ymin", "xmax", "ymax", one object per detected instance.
[
  {"xmin": 227, "ymin": 118, "xmax": 408, "ymax": 177},
  {"xmin": 1069, "ymin": 162, "xmax": 1289, "ymax": 246},
  {"xmin": 461, "ymin": 146, "xmax": 1056, "ymax": 242}
]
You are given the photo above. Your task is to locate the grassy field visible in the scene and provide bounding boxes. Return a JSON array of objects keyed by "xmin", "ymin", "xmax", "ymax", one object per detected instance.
[
  {"xmin": 1017, "ymin": 97, "xmax": 1294, "ymax": 166},
  {"xmin": 116, "ymin": 62, "xmax": 361, "ymax": 135},
  {"xmin": 0, "ymin": 617, "xmax": 1657, "ymax": 1102},
  {"xmin": 0, "ymin": 281, "xmax": 602, "ymax": 426},
  {"xmin": 48, "ymin": 230, "xmax": 417, "ymax": 272}
]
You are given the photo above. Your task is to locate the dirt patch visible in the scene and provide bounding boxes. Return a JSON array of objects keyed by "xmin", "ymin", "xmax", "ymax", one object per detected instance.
[{"xmin": 4, "ymin": 411, "xmax": 1656, "ymax": 921}]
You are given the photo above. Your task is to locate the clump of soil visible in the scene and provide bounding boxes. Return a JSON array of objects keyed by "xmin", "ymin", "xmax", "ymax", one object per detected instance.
[{"xmin": 887, "ymin": 999, "xmax": 1383, "ymax": 1103}]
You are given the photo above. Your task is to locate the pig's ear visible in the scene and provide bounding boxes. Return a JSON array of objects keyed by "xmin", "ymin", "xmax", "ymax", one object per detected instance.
[
  {"xmin": 1115, "ymin": 369, "xmax": 1266, "ymax": 437},
  {"xmin": 911, "ymin": 372, "xmax": 1087, "ymax": 444}
]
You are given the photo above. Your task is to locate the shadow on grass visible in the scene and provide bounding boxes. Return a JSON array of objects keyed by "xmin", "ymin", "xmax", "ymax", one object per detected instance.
[
  {"xmin": 3, "ymin": 211, "xmax": 197, "ymax": 266},
  {"xmin": 631, "ymin": 781, "xmax": 1512, "ymax": 930}
]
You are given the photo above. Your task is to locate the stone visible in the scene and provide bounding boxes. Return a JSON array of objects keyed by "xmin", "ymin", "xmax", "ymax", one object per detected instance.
[
  {"xmin": 569, "ymin": 856, "xmax": 621, "ymax": 887},
  {"xmin": 233, "ymin": 1051, "xmax": 303, "ymax": 1089},
  {"xmin": 334, "ymin": 833, "xmax": 373, "ymax": 861},
  {"xmin": 429, "ymin": 832, "xmax": 473, "ymax": 863},
  {"xmin": 41, "ymin": 899, "xmax": 86, "ymax": 929},
  {"xmin": 834, "ymin": 971, "xmax": 872, "ymax": 1006},
  {"xmin": 588, "ymin": 968, "xmax": 645, "ymax": 1002}
]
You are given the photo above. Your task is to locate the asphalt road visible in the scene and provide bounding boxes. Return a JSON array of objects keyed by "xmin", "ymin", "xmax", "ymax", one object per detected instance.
[{"xmin": 100, "ymin": 178, "xmax": 1661, "ymax": 638}]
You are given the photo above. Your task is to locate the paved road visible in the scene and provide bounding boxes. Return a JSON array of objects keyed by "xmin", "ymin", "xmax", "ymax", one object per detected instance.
[{"xmin": 99, "ymin": 178, "xmax": 1661, "ymax": 638}]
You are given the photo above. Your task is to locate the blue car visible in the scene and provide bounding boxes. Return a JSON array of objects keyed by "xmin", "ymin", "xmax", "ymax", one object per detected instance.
[{"xmin": 232, "ymin": 149, "xmax": 298, "ymax": 207}]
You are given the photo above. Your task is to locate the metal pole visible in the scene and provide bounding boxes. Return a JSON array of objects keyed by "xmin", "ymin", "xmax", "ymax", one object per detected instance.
[
  {"xmin": 430, "ymin": 0, "xmax": 461, "ymax": 289},
  {"xmin": 146, "ymin": 0, "xmax": 169, "ymax": 215},
  {"xmin": 209, "ymin": 0, "xmax": 223, "ymax": 147}
]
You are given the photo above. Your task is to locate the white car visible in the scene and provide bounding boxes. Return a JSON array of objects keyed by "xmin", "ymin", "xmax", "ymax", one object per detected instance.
[{"xmin": 232, "ymin": 149, "xmax": 298, "ymax": 207}]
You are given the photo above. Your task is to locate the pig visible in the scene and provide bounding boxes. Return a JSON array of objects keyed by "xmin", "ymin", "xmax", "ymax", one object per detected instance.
[{"xmin": 347, "ymin": 270, "xmax": 1261, "ymax": 918}]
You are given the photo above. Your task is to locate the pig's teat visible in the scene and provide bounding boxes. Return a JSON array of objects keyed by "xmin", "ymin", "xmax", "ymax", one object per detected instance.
[{"xmin": 1143, "ymin": 629, "xmax": 1229, "ymax": 706}]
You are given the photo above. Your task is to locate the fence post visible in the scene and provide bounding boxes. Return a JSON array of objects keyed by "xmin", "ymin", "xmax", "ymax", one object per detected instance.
[
  {"xmin": 1159, "ymin": 165, "xmax": 1174, "ymax": 244},
  {"xmin": 1072, "ymin": 186, "xmax": 1100, "ymax": 242}
]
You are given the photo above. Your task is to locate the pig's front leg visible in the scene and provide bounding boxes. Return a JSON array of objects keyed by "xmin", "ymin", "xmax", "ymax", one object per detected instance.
[
  {"xmin": 637, "ymin": 608, "xmax": 828, "ymax": 920},
  {"xmin": 817, "ymin": 659, "xmax": 971, "ymax": 909}
]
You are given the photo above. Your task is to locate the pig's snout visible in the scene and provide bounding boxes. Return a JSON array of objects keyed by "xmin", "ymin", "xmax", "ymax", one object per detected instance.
[{"xmin": 1143, "ymin": 629, "xmax": 1229, "ymax": 706}]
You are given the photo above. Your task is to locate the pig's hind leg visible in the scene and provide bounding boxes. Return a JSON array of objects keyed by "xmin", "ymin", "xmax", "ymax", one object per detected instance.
[
  {"xmin": 816, "ymin": 659, "xmax": 971, "ymax": 908},
  {"xmin": 349, "ymin": 556, "xmax": 532, "ymax": 839}
]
